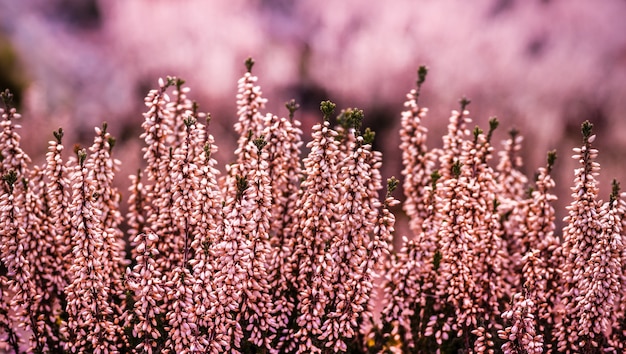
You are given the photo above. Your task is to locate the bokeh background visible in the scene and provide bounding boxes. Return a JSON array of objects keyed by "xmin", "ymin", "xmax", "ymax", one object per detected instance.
[{"xmin": 1, "ymin": 0, "xmax": 626, "ymax": 233}]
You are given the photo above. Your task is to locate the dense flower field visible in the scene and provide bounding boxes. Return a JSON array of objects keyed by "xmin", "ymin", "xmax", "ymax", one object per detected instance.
[{"xmin": 1, "ymin": 60, "xmax": 624, "ymax": 353}]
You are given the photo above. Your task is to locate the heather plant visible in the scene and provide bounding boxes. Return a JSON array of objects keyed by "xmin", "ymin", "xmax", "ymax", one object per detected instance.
[{"xmin": 0, "ymin": 60, "xmax": 625, "ymax": 354}]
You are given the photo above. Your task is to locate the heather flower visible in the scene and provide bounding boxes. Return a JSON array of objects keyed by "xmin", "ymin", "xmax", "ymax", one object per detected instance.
[
  {"xmin": 125, "ymin": 232, "xmax": 165, "ymax": 354},
  {"xmin": 513, "ymin": 151, "xmax": 561, "ymax": 350},
  {"xmin": 438, "ymin": 98, "xmax": 472, "ymax": 178},
  {"xmin": 0, "ymin": 170, "xmax": 39, "ymax": 351},
  {"xmin": 0, "ymin": 90, "xmax": 30, "ymax": 177},
  {"xmin": 380, "ymin": 76, "xmax": 443, "ymax": 351},
  {"xmin": 87, "ymin": 123, "xmax": 127, "ymax": 320},
  {"xmin": 21, "ymin": 168, "xmax": 67, "ymax": 352},
  {"xmin": 126, "ymin": 171, "xmax": 146, "ymax": 261},
  {"xmin": 363, "ymin": 177, "xmax": 400, "ymax": 353},
  {"xmin": 209, "ymin": 136, "xmax": 274, "ymax": 352},
  {"xmin": 0, "ymin": 274, "xmax": 21, "ymax": 353},
  {"xmin": 499, "ymin": 289, "xmax": 543, "ymax": 354},
  {"xmin": 321, "ymin": 111, "xmax": 383, "ymax": 352},
  {"xmin": 234, "ymin": 58, "xmax": 267, "ymax": 141},
  {"xmin": 163, "ymin": 266, "xmax": 201, "ymax": 354},
  {"xmin": 610, "ymin": 187, "xmax": 626, "ymax": 350},
  {"xmin": 63, "ymin": 147, "xmax": 125, "ymax": 353},
  {"xmin": 169, "ymin": 116, "xmax": 205, "ymax": 265},
  {"xmin": 496, "ymin": 128, "xmax": 528, "ymax": 203},
  {"xmin": 555, "ymin": 121, "xmax": 622, "ymax": 353},
  {"xmin": 188, "ymin": 126, "xmax": 222, "ymax": 349},
  {"xmin": 290, "ymin": 102, "xmax": 342, "ymax": 353},
  {"xmin": 497, "ymin": 129, "xmax": 530, "ymax": 275},
  {"xmin": 399, "ymin": 66, "xmax": 438, "ymax": 237},
  {"xmin": 433, "ymin": 160, "xmax": 480, "ymax": 341},
  {"xmin": 263, "ymin": 103, "xmax": 304, "ymax": 351},
  {"xmin": 575, "ymin": 180, "xmax": 622, "ymax": 349},
  {"xmin": 43, "ymin": 128, "xmax": 73, "ymax": 299},
  {"xmin": 136, "ymin": 77, "xmax": 182, "ymax": 274},
  {"xmin": 430, "ymin": 109, "xmax": 507, "ymax": 351},
  {"xmin": 0, "ymin": 90, "xmax": 42, "ymax": 351}
]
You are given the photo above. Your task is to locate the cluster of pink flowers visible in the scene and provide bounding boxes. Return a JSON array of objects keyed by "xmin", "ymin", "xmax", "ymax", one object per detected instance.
[{"xmin": 1, "ymin": 59, "xmax": 625, "ymax": 353}]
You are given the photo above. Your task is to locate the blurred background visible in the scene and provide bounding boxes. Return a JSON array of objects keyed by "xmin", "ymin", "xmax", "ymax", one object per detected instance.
[{"xmin": 1, "ymin": 0, "xmax": 626, "ymax": 232}]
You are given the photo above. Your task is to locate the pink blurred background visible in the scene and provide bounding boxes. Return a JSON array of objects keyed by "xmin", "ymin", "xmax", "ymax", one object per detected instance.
[{"xmin": 1, "ymin": 0, "xmax": 626, "ymax": 230}]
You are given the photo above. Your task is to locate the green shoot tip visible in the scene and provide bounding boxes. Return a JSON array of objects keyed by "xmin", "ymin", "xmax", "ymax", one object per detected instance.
[
  {"xmin": 610, "ymin": 179, "xmax": 620, "ymax": 204},
  {"xmin": 53, "ymin": 128, "xmax": 64, "ymax": 144},
  {"xmin": 320, "ymin": 101, "xmax": 336, "ymax": 121},
  {"xmin": 547, "ymin": 150, "xmax": 557, "ymax": 172},
  {"xmin": 417, "ymin": 66, "xmax": 428, "ymax": 87},
  {"xmin": 451, "ymin": 161, "xmax": 463, "ymax": 178},
  {"xmin": 245, "ymin": 57, "xmax": 255, "ymax": 73},
  {"xmin": 253, "ymin": 136, "xmax": 267, "ymax": 151},
  {"xmin": 459, "ymin": 97, "xmax": 471, "ymax": 111},
  {"xmin": 581, "ymin": 120, "xmax": 594, "ymax": 143},
  {"xmin": 285, "ymin": 99, "xmax": 300, "ymax": 120},
  {"xmin": 363, "ymin": 127, "xmax": 375, "ymax": 145},
  {"xmin": 387, "ymin": 177, "xmax": 399, "ymax": 194}
]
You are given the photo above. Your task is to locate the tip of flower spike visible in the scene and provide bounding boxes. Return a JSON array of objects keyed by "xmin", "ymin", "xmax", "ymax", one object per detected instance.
[
  {"xmin": 459, "ymin": 96, "xmax": 471, "ymax": 111},
  {"xmin": 417, "ymin": 65, "xmax": 428, "ymax": 87},
  {"xmin": 581, "ymin": 120, "xmax": 594, "ymax": 142},
  {"xmin": 488, "ymin": 117, "xmax": 499, "ymax": 142},
  {"xmin": 165, "ymin": 76, "xmax": 185, "ymax": 88},
  {"xmin": 320, "ymin": 100, "xmax": 336, "ymax": 121},
  {"xmin": 338, "ymin": 108, "xmax": 364, "ymax": 135},
  {"xmin": 387, "ymin": 177, "xmax": 399, "ymax": 194},
  {"xmin": 245, "ymin": 57, "xmax": 255, "ymax": 73},
  {"xmin": 77, "ymin": 148, "xmax": 87, "ymax": 167},
  {"xmin": 253, "ymin": 136, "xmax": 267, "ymax": 151},
  {"xmin": 363, "ymin": 127, "xmax": 375, "ymax": 145},
  {"xmin": 158, "ymin": 76, "xmax": 176, "ymax": 90},
  {"xmin": 183, "ymin": 116, "xmax": 197, "ymax": 128},
  {"xmin": 285, "ymin": 99, "xmax": 300, "ymax": 120},
  {"xmin": 0, "ymin": 89, "xmax": 14, "ymax": 109},
  {"xmin": 473, "ymin": 126, "xmax": 483, "ymax": 143},
  {"xmin": 350, "ymin": 109, "xmax": 364, "ymax": 133},
  {"xmin": 547, "ymin": 150, "xmax": 557, "ymax": 173},
  {"xmin": 53, "ymin": 128, "xmax": 64, "ymax": 144}
]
